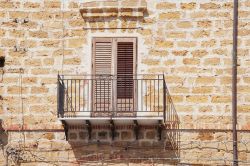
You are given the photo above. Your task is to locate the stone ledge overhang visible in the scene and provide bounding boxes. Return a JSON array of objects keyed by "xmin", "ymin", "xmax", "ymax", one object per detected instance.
[
  {"xmin": 80, "ymin": 7, "xmax": 147, "ymax": 19},
  {"xmin": 79, "ymin": 0, "xmax": 147, "ymax": 19},
  {"xmin": 59, "ymin": 117, "xmax": 164, "ymax": 126}
]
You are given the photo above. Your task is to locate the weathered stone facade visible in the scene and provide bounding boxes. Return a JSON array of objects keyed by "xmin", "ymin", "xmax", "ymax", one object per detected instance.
[{"xmin": 0, "ymin": 0, "xmax": 250, "ymax": 165}]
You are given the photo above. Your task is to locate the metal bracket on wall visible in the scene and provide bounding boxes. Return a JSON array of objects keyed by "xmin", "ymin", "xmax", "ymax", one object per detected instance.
[
  {"xmin": 133, "ymin": 120, "xmax": 139, "ymax": 140},
  {"xmin": 110, "ymin": 120, "xmax": 115, "ymax": 140},
  {"xmin": 86, "ymin": 120, "xmax": 92, "ymax": 140},
  {"xmin": 157, "ymin": 120, "xmax": 163, "ymax": 141},
  {"xmin": 61, "ymin": 120, "xmax": 69, "ymax": 141}
]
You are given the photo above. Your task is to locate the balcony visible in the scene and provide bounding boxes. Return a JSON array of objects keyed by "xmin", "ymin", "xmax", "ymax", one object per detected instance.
[
  {"xmin": 57, "ymin": 74, "xmax": 179, "ymax": 142},
  {"xmin": 59, "ymin": 74, "xmax": 166, "ymax": 119}
]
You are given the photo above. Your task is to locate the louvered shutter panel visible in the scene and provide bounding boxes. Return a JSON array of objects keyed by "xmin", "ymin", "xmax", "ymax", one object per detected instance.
[
  {"xmin": 117, "ymin": 42, "xmax": 134, "ymax": 98},
  {"xmin": 94, "ymin": 42, "xmax": 112, "ymax": 75},
  {"xmin": 116, "ymin": 38, "xmax": 136, "ymax": 113},
  {"xmin": 92, "ymin": 38, "xmax": 112, "ymax": 115}
]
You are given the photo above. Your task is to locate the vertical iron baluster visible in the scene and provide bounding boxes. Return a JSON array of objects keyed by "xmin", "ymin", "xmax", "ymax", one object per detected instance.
[
  {"xmin": 146, "ymin": 80, "xmax": 147, "ymax": 112},
  {"xmin": 82, "ymin": 79, "xmax": 84, "ymax": 112},
  {"xmin": 89, "ymin": 78, "xmax": 91, "ymax": 111},
  {"xmin": 71, "ymin": 79, "xmax": 72, "ymax": 112},
  {"xmin": 125, "ymin": 76, "xmax": 127, "ymax": 113},
  {"xmin": 141, "ymin": 79, "xmax": 143, "ymax": 113},
  {"xmin": 150, "ymin": 79, "xmax": 151, "ymax": 112},
  {"xmin": 163, "ymin": 76, "xmax": 166, "ymax": 123},
  {"xmin": 99, "ymin": 78, "xmax": 100, "ymax": 111},
  {"xmin": 154, "ymin": 79, "xmax": 155, "ymax": 113},
  {"xmin": 75, "ymin": 79, "xmax": 76, "ymax": 113},
  {"xmin": 133, "ymin": 78, "xmax": 135, "ymax": 112},
  {"xmin": 108, "ymin": 77, "xmax": 110, "ymax": 113},
  {"xmin": 103, "ymin": 78, "xmax": 105, "ymax": 113},
  {"xmin": 67, "ymin": 79, "xmax": 68, "ymax": 115},
  {"xmin": 158, "ymin": 75, "xmax": 159, "ymax": 116},
  {"xmin": 57, "ymin": 75, "xmax": 59, "ymax": 117},
  {"xmin": 128, "ymin": 76, "xmax": 131, "ymax": 112},
  {"xmin": 95, "ymin": 79, "xmax": 97, "ymax": 112},
  {"xmin": 79, "ymin": 79, "xmax": 80, "ymax": 112}
]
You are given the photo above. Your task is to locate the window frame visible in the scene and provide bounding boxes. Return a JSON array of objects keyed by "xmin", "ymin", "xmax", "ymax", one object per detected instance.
[
  {"xmin": 92, "ymin": 37, "xmax": 137, "ymax": 77},
  {"xmin": 91, "ymin": 37, "xmax": 138, "ymax": 116}
]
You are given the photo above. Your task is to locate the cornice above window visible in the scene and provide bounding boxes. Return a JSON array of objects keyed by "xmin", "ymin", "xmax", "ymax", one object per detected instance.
[{"xmin": 80, "ymin": 0, "xmax": 147, "ymax": 19}]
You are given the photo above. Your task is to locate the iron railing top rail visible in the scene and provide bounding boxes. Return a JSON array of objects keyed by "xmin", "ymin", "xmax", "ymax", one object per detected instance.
[
  {"xmin": 59, "ymin": 74, "xmax": 164, "ymax": 76},
  {"xmin": 58, "ymin": 74, "xmax": 164, "ymax": 80}
]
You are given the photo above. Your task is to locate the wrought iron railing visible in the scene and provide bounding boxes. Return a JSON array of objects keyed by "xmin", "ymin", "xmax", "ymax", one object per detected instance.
[
  {"xmin": 58, "ymin": 74, "xmax": 164, "ymax": 118},
  {"xmin": 57, "ymin": 74, "xmax": 180, "ymax": 153},
  {"xmin": 163, "ymin": 75, "xmax": 180, "ymax": 157}
]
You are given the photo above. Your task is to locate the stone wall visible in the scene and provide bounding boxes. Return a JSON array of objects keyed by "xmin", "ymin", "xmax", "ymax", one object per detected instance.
[{"xmin": 0, "ymin": 0, "xmax": 250, "ymax": 165}]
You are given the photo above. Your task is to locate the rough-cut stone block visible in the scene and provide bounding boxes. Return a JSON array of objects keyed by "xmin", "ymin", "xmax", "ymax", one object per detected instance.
[
  {"xmin": 31, "ymin": 87, "xmax": 49, "ymax": 94},
  {"xmin": 142, "ymin": 59, "xmax": 160, "ymax": 66},
  {"xmin": 211, "ymin": 96, "xmax": 231, "ymax": 103},
  {"xmin": 155, "ymin": 40, "xmax": 173, "ymax": 48},
  {"xmin": 159, "ymin": 12, "xmax": 180, "ymax": 20},
  {"xmin": 44, "ymin": 0, "xmax": 61, "ymax": 8},
  {"xmin": 156, "ymin": 2, "xmax": 176, "ymax": 9},
  {"xmin": 98, "ymin": 131, "xmax": 108, "ymax": 139},
  {"xmin": 1, "ymin": 39, "xmax": 16, "ymax": 47},
  {"xmin": 192, "ymin": 87, "xmax": 213, "ymax": 94},
  {"xmin": 196, "ymin": 77, "xmax": 216, "ymax": 85},
  {"xmin": 183, "ymin": 58, "xmax": 200, "ymax": 65},
  {"xmin": 0, "ymin": 1, "xmax": 15, "ymax": 8},
  {"xmin": 79, "ymin": 132, "xmax": 88, "ymax": 139},
  {"xmin": 69, "ymin": 132, "xmax": 77, "ymax": 140},
  {"xmin": 176, "ymin": 21, "xmax": 193, "ymax": 28},
  {"xmin": 191, "ymin": 50, "xmax": 208, "ymax": 57},
  {"xmin": 24, "ymin": 2, "xmax": 40, "ymax": 8},
  {"xmin": 181, "ymin": 3, "xmax": 196, "ymax": 10},
  {"xmin": 42, "ymin": 40, "xmax": 60, "ymax": 47},
  {"xmin": 145, "ymin": 131, "xmax": 156, "ymax": 139},
  {"xmin": 204, "ymin": 58, "xmax": 220, "ymax": 66},
  {"xmin": 172, "ymin": 50, "xmax": 188, "ymax": 56},
  {"xmin": 166, "ymin": 32, "xmax": 186, "ymax": 38},
  {"xmin": 68, "ymin": 39, "xmax": 86, "ymax": 48},
  {"xmin": 29, "ymin": 31, "xmax": 48, "ymax": 38},
  {"xmin": 42, "ymin": 133, "xmax": 55, "ymax": 140},
  {"xmin": 121, "ymin": 131, "xmax": 132, "ymax": 140},
  {"xmin": 186, "ymin": 96, "xmax": 208, "ymax": 103},
  {"xmin": 200, "ymin": 3, "xmax": 221, "ymax": 9},
  {"xmin": 64, "ymin": 58, "xmax": 81, "ymax": 65},
  {"xmin": 238, "ymin": 105, "xmax": 250, "ymax": 112},
  {"xmin": 177, "ymin": 41, "xmax": 196, "ymax": 48}
]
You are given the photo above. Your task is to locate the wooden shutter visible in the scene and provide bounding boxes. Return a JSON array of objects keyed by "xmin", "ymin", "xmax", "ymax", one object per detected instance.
[
  {"xmin": 92, "ymin": 38, "xmax": 113, "ymax": 115},
  {"xmin": 92, "ymin": 37, "xmax": 137, "ymax": 116},
  {"xmin": 115, "ymin": 38, "xmax": 137, "ymax": 113}
]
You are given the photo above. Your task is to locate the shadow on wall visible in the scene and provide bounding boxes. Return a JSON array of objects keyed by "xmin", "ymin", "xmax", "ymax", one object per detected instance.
[
  {"xmin": 0, "ymin": 120, "xmax": 8, "ymax": 165},
  {"xmin": 0, "ymin": 120, "xmax": 8, "ymax": 147},
  {"xmin": 66, "ymin": 126, "xmax": 180, "ymax": 165}
]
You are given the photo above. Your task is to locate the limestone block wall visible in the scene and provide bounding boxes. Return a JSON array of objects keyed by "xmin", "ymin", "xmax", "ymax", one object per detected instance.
[{"xmin": 0, "ymin": 0, "xmax": 250, "ymax": 165}]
